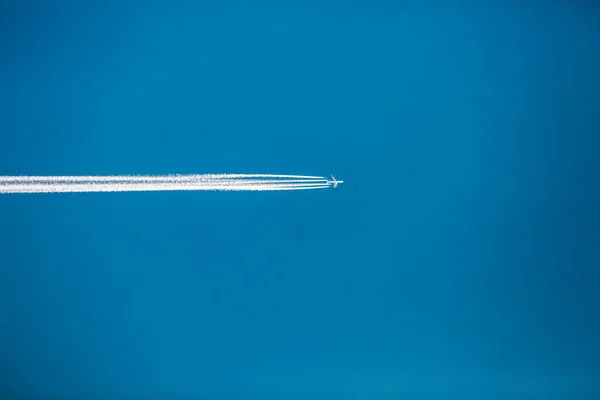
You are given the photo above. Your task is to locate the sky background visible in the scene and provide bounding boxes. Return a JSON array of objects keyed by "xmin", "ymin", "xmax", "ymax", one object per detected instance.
[{"xmin": 1, "ymin": 2, "xmax": 599, "ymax": 398}]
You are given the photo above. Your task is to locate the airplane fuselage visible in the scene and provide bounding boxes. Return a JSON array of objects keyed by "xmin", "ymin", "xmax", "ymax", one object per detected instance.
[{"xmin": 329, "ymin": 175, "xmax": 343, "ymax": 188}]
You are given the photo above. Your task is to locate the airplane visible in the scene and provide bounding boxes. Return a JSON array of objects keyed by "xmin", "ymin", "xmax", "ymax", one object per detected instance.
[{"xmin": 328, "ymin": 175, "xmax": 343, "ymax": 188}]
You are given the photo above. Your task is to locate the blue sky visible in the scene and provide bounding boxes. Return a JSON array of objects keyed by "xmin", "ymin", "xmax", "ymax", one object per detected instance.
[{"xmin": 1, "ymin": 3, "xmax": 599, "ymax": 398}]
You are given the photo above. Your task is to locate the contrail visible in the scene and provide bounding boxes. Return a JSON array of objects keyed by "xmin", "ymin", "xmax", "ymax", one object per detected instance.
[{"xmin": 0, "ymin": 174, "xmax": 341, "ymax": 194}]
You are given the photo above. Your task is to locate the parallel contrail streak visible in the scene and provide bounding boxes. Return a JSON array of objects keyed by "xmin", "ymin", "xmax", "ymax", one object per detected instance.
[
  {"xmin": 0, "ymin": 174, "xmax": 324, "ymax": 182},
  {"xmin": 0, "ymin": 174, "xmax": 335, "ymax": 194}
]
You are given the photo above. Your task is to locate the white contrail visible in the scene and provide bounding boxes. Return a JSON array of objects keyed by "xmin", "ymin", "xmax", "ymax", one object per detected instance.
[
  {"xmin": 0, "ymin": 174, "xmax": 338, "ymax": 194},
  {"xmin": 0, "ymin": 174, "xmax": 325, "ymax": 182}
]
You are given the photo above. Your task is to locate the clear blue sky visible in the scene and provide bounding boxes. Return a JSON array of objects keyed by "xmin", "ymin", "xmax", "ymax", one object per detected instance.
[{"xmin": 1, "ymin": 2, "xmax": 599, "ymax": 398}]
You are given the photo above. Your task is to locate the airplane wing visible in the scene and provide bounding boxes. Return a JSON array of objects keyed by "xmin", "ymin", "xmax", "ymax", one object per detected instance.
[{"xmin": 331, "ymin": 175, "xmax": 337, "ymax": 188}]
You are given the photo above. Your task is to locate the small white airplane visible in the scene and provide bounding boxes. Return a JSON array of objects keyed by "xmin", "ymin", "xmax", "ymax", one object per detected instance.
[{"xmin": 328, "ymin": 175, "xmax": 343, "ymax": 188}]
